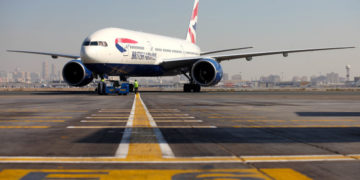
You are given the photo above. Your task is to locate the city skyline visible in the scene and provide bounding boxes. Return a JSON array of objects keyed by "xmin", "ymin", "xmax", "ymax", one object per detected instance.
[{"xmin": 1, "ymin": 0, "xmax": 359, "ymax": 80}]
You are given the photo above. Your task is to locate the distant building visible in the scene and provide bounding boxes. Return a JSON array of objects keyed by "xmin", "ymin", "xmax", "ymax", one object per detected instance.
[
  {"xmin": 0, "ymin": 71, "xmax": 7, "ymax": 82},
  {"xmin": 292, "ymin": 76, "xmax": 301, "ymax": 82},
  {"xmin": 30, "ymin": 72, "xmax": 41, "ymax": 83},
  {"xmin": 260, "ymin": 75, "xmax": 280, "ymax": 83},
  {"xmin": 50, "ymin": 63, "xmax": 56, "ymax": 81},
  {"xmin": 326, "ymin": 72, "xmax": 340, "ymax": 84},
  {"xmin": 42, "ymin": 61, "xmax": 48, "ymax": 81},
  {"xmin": 222, "ymin": 73, "xmax": 229, "ymax": 81},
  {"xmin": 231, "ymin": 74, "xmax": 242, "ymax": 81}
]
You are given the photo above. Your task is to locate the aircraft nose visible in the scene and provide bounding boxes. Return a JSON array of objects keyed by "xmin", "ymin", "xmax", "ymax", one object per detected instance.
[{"xmin": 81, "ymin": 46, "xmax": 99, "ymax": 63}]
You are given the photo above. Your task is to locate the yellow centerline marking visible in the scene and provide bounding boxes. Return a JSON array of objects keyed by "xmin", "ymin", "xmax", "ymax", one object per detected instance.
[
  {"xmin": 126, "ymin": 93, "xmax": 162, "ymax": 161},
  {"xmin": 0, "ymin": 126, "xmax": 49, "ymax": 129}
]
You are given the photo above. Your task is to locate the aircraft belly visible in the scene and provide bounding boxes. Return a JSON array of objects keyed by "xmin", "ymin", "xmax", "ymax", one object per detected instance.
[{"xmin": 84, "ymin": 63, "xmax": 166, "ymax": 76}]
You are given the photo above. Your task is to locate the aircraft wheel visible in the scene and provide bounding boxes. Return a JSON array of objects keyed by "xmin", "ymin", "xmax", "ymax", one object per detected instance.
[
  {"xmin": 183, "ymin": 84, "xmax": 191, "ymax": 92},
  {"xmin": 194, "ymin": 84, "xmax": 201, "ymax": 92},
  {"xmin": 129, "ymin": 84, "xmax": 134, "ymax": 92},
  {"xmin": 98, "ymin": 82, "xmax": 107, "ymax": 95},
  {"xmin": 97, "ymin": 83, "xmax": 103, "ymax": 95}
]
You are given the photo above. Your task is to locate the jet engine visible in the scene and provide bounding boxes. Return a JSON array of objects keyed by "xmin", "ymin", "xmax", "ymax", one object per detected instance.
[
  {"xmin": 62, "ymin": 60, "xmax": 94, "ymax": 87},
  {"xmin": 191, "ymin": 58, "xmax": 223, "ymax": 86}
]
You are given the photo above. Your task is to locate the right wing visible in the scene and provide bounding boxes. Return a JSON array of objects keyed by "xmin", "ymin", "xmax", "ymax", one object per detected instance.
[
  {"xmin": 213, "ymin": 47, "xmax": 355, "ymax": 62},
  {"xmin": 7, "ymin": 50, "xmax": 80, "ymax": 59},
  {"xmin": 160, "ymin": 46, "xmax": 355, "ymax": 71}
]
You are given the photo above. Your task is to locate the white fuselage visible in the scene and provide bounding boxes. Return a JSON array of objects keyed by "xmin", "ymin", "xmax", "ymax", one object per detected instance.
[{"xmin": 81, "ymin": 28, "xmax": 201, "ymax": 76}]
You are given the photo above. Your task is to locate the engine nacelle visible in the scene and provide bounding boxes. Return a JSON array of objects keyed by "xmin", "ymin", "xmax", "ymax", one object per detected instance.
[
  {"xmin": 191, "ymin": 58, "xmax": 223, "ymax": 86},
  {"xmin": 62, "ymin": 60, "xmax": 94, "ymax": 87}
]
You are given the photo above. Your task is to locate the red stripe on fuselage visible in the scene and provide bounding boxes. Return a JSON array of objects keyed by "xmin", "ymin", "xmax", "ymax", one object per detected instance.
[{"xmin": 115, "ymin": 38, "xmax": 138, "ymax": 44}]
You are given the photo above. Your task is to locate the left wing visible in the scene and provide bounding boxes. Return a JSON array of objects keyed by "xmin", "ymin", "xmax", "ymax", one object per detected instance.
[
  {"xmin": 160, "ymin": 46, "xmax": 355, "ymax": 70},
  {"xmin": 7, "ymin": 50, "xmax": 80, "ymax": 59}
]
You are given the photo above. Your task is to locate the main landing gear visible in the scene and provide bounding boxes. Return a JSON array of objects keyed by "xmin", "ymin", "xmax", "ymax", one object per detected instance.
[
  {"xmin": 183, "ymin": 83, "xmax": 201, "ymax": 92},
  {"xmin": 97, "ymin": 80, "xmax": 107, "ymax": 95},
  {"xmin": 182, "ymin": 72, "xmax": 201, "ymax": 92}
]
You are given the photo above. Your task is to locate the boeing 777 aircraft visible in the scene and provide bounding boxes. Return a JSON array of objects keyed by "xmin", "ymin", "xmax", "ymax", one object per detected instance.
[{"xmin": 8, "ymin": 0, "xmax": 354, "ymax": 93}]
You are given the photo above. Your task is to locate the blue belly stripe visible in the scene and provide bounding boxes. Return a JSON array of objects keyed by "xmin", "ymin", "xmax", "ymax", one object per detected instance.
[{"xmin": 84, "ymin": 63, "xmax": 165, "ymax": 76}]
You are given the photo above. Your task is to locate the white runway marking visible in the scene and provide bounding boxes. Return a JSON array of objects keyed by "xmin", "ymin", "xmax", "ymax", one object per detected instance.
[
  {"xmin": 155, "ymin": 120, "xmax": 203, "ymax": 123},
  {"xmin": 114, "ymin": 96, "xmax": 136, "ymax": 158},
  {"xmin": 138, "ymin": 94, "xmax": 175, "ymax": 158},
  {"xmin": 153, "ymin": 117, "xmax": 195, "ymax": 119},
  {"xmin": 80, "ymin": 120, "xmax": 128, "ymax": 123}
]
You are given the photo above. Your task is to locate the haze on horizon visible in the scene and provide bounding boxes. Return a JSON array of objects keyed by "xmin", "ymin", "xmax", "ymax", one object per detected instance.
[{"xmin": 0, "ymin": 0, "xmax": 359, "ymax": 80}]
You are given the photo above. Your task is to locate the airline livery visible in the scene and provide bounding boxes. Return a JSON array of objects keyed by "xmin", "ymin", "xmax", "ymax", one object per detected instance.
[{"xmin": 8, "ymin": 0, "xmax": 354, "ymax": 93}]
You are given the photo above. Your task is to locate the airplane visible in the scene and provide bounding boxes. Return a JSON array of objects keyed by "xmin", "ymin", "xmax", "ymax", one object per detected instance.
[{"xmin": 8, "ymin": 0, "xmax": 354, "ymax": 93}]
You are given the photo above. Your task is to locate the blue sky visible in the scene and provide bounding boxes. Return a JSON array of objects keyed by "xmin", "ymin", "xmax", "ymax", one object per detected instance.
[{"xmin": 1, "ymin": 0, "xmax": 359, "ymax": 80}]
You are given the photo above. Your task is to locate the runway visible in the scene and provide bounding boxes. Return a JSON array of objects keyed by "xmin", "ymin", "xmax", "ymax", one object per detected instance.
[{"xmin": 0, "ymin": 91, "xmax": 360, "ymax": 180}]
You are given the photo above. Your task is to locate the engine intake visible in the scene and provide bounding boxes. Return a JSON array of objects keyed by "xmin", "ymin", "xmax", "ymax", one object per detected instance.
[
  {"xmin": 62, "ymin": 60, "xmax": 94, "ymax": 87},
  {"xmin": 191, "ymin": 58, "xmax": 223, "ymax": 86}
]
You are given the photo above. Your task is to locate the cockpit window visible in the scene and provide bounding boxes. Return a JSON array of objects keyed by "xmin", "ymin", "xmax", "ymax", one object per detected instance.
[
  {"xmin": 83, "ymin": 41, "xmax": 108, "ymax": 47},
  {"xmin": 83, "ymin": 41, "xmax": 90, "ymax": 46}
]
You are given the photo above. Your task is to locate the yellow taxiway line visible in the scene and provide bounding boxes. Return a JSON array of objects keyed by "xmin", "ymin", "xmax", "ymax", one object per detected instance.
[
  {"xmin": 0, "ymin": 154, "xmax": 358, "ymax": 164},
  {"xmin": 0, "ymin": 168, "xmax": 311, "ymax": 180},
  {"xmin": 125, "ymin": 93, "xmax": 163, "ymax": 161}
]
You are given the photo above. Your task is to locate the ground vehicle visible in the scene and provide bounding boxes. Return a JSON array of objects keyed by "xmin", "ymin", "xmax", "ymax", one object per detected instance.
[{"xmin": 97, "ymin": 80, "xmax": 129, "ymax": 95}]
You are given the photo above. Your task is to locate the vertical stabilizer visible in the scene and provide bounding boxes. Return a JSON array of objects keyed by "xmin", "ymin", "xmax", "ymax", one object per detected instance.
[{"xmin": 186, "ymin": 0, "xmax": 199, "ymax": 44}]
